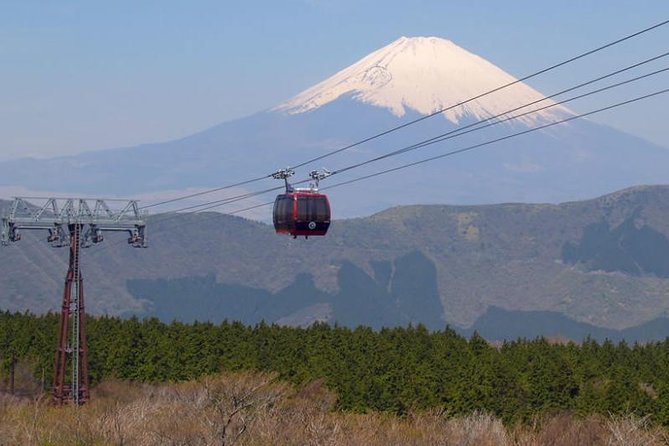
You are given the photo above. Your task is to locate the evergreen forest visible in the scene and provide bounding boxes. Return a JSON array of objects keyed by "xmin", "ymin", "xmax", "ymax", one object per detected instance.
[{"xmin": 2, "ymin": 311, "xmax": 669, "ymax": 425}]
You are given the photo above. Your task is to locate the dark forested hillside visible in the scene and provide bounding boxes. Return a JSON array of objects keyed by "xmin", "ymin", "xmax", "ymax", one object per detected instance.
[
  {"xmin": 2, "ymin": 186, "xmax": 669, "ymax": 338},
  {"xmin": 128, "ymin": 251, "xmax": 445, "ymax": 329}
]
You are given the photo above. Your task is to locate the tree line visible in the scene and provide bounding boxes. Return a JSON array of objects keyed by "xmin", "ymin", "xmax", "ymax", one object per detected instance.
[{"xmin": 1, "ymin": 311, "xmax": 668, "ymax": 424}]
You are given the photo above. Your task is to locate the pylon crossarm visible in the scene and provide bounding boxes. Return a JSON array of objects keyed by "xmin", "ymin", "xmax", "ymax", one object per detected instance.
[
  {"xmin": 32, "ymin": 198, "xmax": 56, "ymax": 221},
  {"xmin": 115, "ymin": 200, "xmax": 143, "ymax": 223},
  {"xmin": 9, "ymin": 198, "xmax": 30, "ymax": 221},
  {"xmin": 1, "ymin": 197, "xmax": 147, "ymax": 247},
  {"xmin": 61, "ymin": 199, "xmax": 75, "ymax": 221},
  {"xmin": 93, "ymin": 200, "xmax": 114, "ymax": 219},
  {"xmin": 79, "ymin": 200, "xmax": 93, "ymax": 220}
]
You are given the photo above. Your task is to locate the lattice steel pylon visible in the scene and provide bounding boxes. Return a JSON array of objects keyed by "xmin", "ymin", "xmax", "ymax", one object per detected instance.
[{"xmin": 1, "ymin": 197, "xmax": 147, "ymax": 405}]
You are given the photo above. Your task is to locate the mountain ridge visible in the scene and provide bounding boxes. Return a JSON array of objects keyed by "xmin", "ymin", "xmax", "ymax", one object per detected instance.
[{"xmin": 2, "ymin": 185, "xmax": 669, "ymax": 339}]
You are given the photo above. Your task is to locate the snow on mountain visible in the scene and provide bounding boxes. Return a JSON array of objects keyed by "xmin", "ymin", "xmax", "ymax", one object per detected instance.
[{"xmin": 275, "ymin": 36, "xmax": 572, "ymax": 125}]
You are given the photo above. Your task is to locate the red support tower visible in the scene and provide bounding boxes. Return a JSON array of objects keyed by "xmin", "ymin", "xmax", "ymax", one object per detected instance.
[
  {"xmin": 53, "ymin": 223, "xmax": 89, "ymax": 404},
  {"xmin": 2, "ymin": 197, "xmax": 147, "ymax": 405}
]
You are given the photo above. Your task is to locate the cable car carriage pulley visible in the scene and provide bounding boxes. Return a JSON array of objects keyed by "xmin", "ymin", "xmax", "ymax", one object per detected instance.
[{"xmin": 272, "ymin": 168, "xmax": 332, "ymax": 238}]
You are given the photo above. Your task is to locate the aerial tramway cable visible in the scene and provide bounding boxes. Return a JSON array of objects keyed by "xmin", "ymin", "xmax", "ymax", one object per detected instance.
[
  {"xmin": 139, "ymin": 19, "xmax": 669, "ymax": 212},
  {"xmin": 193, "ymin": 86, "xmax": 669, "ymax": 220},
  {"xmin": 331, "ymin": 64, "xmax": 669, "ymax": 176},
  {"xmin": 84, "ymin": 20, "xmax": 669, "ymax": 247},
  {"xmin": 322, "ymin": 88, "xmax": 669, "ymax": 192},
  {"xmin": 159, "ymin": 60, "xmax": 669, "ymax": 214},
  {"xmin": 87, "ymin": 84, "xmax": 669, "ymax": 255},
  {"xmin": 140, "ymin": 175, "xmax": 271, "ymax": 210},
  {"xmin": 175, "ymin": 86, "xmax": 669, "ymax": 216},
  {"xmin": 289, "ymin": 19, "xmax": 669, "ymax": 170}
]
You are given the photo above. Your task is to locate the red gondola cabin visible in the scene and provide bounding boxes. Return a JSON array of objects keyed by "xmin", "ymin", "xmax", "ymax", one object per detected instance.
[{"xmin": 273, "ymin": 190, "xmax": 331, "ymax": 238}]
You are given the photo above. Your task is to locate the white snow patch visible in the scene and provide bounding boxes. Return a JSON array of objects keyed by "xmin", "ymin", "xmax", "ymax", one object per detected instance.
[{"xmin": 275, "ymin": 36, "xmax": 572, "ymax": 126}]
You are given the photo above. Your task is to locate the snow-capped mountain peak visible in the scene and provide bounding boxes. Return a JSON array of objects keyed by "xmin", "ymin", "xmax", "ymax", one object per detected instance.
[{"xmin": 275, "ymin": 36, "xmax": 570, "ymax": 125}]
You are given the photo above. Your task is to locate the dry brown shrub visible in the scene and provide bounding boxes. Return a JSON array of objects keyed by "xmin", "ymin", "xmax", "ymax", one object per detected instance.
[
  {"xmin": 18, "ymin": 398, "xmax": 48, "ymax": 445},
  {"xmin": 0, "ymin": 372, "xmax": 291, "ymax": 446},
  {"xmin": 0, "ymin": 394, "xmax": 24, "ymax": 446},
  {"xmin": 605, "ymin": 414, "xmax": 663, "ymax": 446},
  {"xmin": 639, "ymin": 382, "xmax": 658, "ymax": 399},
  {"xmin": 242, "ymin": 378, "xmax": 341, "ymax": 446},
  {"xmin": 1, "ymin": 372, "xmax": 668, "ymax": 446},
  {"xmin": 512, "ymin": 413, "xmax": 607, "ymax": 446},
  {"xmin": 446, "ymin": 411, "xmax": 510, "ymax": 446},
  {"xmin": 200, "ymin": 371, "xmax": 288, "ymax": 445}
]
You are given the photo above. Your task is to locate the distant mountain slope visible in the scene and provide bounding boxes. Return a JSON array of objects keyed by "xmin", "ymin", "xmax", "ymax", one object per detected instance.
[
  {"xmin": 463, "ymin": 306, "xmax": 669, "ymax": 343},
  {"xmin": 2, "ymin": 185, "xmax": 669, "ymax": 341},
  {"xmin": 1, "ymin": 37, "xmax": 668, "ymax": 217}
]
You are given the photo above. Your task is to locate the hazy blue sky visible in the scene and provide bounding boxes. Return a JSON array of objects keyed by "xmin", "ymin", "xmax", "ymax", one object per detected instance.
[{"xmin": 1, "ymin": 1, "xmax": 668, "ymax": 160}]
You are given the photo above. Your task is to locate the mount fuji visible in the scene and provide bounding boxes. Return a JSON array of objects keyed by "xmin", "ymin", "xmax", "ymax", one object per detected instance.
[
  {"xmin": 276, "ymin": 36, "xmax": 570, "ymax": 125},
  {"xmin": 1, "ymin": 36, "xmax": 668, "ymax": 217}
]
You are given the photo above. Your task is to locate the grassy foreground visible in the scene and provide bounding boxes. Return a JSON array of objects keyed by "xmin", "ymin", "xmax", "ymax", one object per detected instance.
[{"xmin": 0, "ymin": 371, "xmax": 667, "ymax": 446}]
